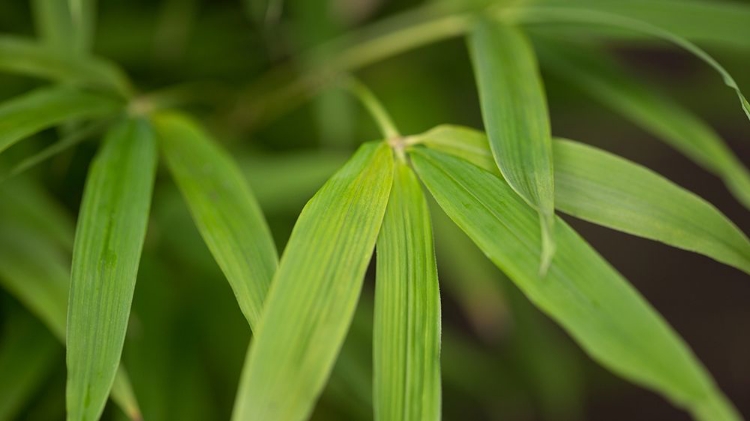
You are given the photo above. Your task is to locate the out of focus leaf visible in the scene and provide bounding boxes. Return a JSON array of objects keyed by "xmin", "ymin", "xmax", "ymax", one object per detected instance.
[
  {"xmin": 155, "ymin": 112, "xmax": 278, "ymax": 329},
  {"xmin": 67, "ymin": 118, "xmax": 157, "ymax": 421},
  {"xmin": 232, "ymin": 142, "xmax": 393, "ymax": 421},
  {"xmin": 31, "ymin": 0, "xmax": 93, "ymax": 54},
  {"xmin": 513, "ymin": 6, "xmax": 750, "ymax": 120},
  {"xmin": 468, "ymin": 19, "xmax": 555, "ymax": 272},
  {"xmin": 1, "ymin": 119, "xmax": 108, "ymax": 183},
  {"xmin": 536, "ymin": 42, "xmax": 750, "ymax": 209},
  {"xmin": 0, "ymin": 86, "xmax": 121, "ymax": 155},
  {"xmin": 410, "ymin": 147, "xmax": 741, "ymax": 421},
  {"xmin": 533, "ymin": 0, "xmax": 750, "ymax": 49},
  {"xmin": 374, "ymin": 162, "xmax": 441, "ymax": 421},
  {"xmin": 412, "ymin": 126, "xmax": 750, "ymax": 276},
  {"xmin": 0, "ymin": 36, "xmax": 131, "ymax": 95},
  {"xmin": 0, "ymin": 307, "xmax": 60, "ymax": 421},
  {"xmin": 0, "ymin": 215, "xmax": 141, "ymax": 420}
]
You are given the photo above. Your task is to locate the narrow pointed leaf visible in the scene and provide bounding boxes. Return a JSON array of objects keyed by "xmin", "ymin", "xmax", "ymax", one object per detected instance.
[
  {"xmin": 1, "ymin": 120, "xmax": 108, "ymax": 183},
  {"xmin": 31, "ymin": 0, "xmax": 79, "ymax": 54},
  {"xmin": 515, "ymin": 7, "xmax": 750, "ymax": 121},
  {"xmin": 536, "ymin": 42, "xmax": 750, "ymax": 209},
  {"xmin": 0, "ymin": 309, "xmax": 60, "ymax": 421},
  {"xmin": 535, "ymin": 0, "xmax": 750, "ymax": 49},
  {"xmin": 67, "ymin": 119, "xmax": 157, "ymax": 421},
  {"xmin": 154, "ymin": 112, "xmax": 278, "ymax": 329},
  {"xmin": 374, "ymin": 162, "xmax": 441, "ymax": 421},
  {"xmin": 0, "ymin": 86, "xmax": 121, "ymax": 155},
  {"xmin": 413, "ymin": 125, "xmax": 750, "ymax": 276},
  {"xmin": 0, "ymin": 215, "xmax": 141, "ymax": 421},
  {"xmin": 410, "ymin": 147, "xmax": 740, "ymax": 421},
  {"xmin": 232, "ymin": 142, "xmax": 393, "ymax": 421},
  {"xmin": 553, "ymin": 139, "xmax": 750, "ymax": 275},
  {"xmin": 0, "ymin": 36, "xmax": 131, "ymax": 95},
  {"xmin": 468, "ymin": 20, "xmax": 555, "ymax": 270}
]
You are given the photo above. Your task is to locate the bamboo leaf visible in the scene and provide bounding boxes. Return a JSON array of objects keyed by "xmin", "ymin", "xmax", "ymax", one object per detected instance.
[
  {"xmin": 0, "ymin": 86, "xmax": 122, "ymax": 155},
  {"xmin": 534, "ymin": 0, "xmax": 750, "ymax": 49},
  {"xmin": 513, "ymin": 6, "xmax": 750, "ymax": 121},
  {"xmin": 0, "ymin": 213, "xmax": 141, "ymax": 421},
  {"xmin": 553, "ymin": 139, "xmax": 750, "ymax": 275},
  {"xmin": 468, "ymin": 19, "xmax": 555, "ymax": 272},
  {"xmin": 0, "ymin": 307, "xmax": 60, "ymax": 421},
  {"xmin": 154, "ymin": 111, "xmax": 278, "ymax": 329},
  {"xmin": 374, "ymin": 162, "xmax": 441, "ymax": 421},
  {"xmin": 0, "ymin": 36, "xmax": 131, "ymax": 96},
  {"xmin": 232, "ymin": 142, "xmax": 393, "ymax": 421},
  {"xmin": 409, "ymin": 147, "xmax": 741, "ymax": 421},
  {"xmin": 536, "ymin": 41, "xmax": 750, "ymax": 209},
  {"xmin": 67, "ymin": 118, "xmax": 157, "ymax": 421},
  {"xmin": 1, "ymin": 120, "xmax": 107, "ymax": 183},
  {"xmin": 412, "ymin": 125, "xmax": 750, "ymax": 276}
]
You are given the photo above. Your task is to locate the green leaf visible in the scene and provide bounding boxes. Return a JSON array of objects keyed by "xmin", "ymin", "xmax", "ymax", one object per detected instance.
[
  {"xmin": 534, "ymin": 0, "xmax": 750, "ymax": 49},
  {"xmin": 67, "ymin": 118, "xmax": 157, "ymax": 421},
  {"xmin": 553, "ymin": 139, "xmax": 750, "ymax": 276},
  {"xmin": 241, "ymin": 151, "xmax": 348, "ymax": 213},
  {"xmin": 232, "ymin": 142, "xmax": 394, "ymax": 421},
  {"xmin": 31, "ymin": 0, "xmax": 81, "ymax": 54},
  {"xmin": 0, "ymin": 307, "xmax": 60, "ymax": 421},
  {"xmin": 0, "ymin": 177, "xmax": 75, "ymax": 252},
  {"xmin": 513, "ymin": 6, "xmax": 750, "ymax": 121},
  {"xmin": 410, "ymin": 146, "xmax": 741, "ymax": 421},
  {"xmin": 467, "ymin": 19, "xmax": 555, "ymax": 272},
  {"xmin": 0, "ymin": 36, "xmax": 131, "ymax": 96},
  {"xmin": 1, "ymin": 119, "xmax": 108, "ymax": 183},
  {"xmin": 374, "ymin": 162, "xmax": 441, "ymax": 421},
  {"xmin": 154, "ymin": 111, "xmax": 278, "ymax": 330},
  {"xmin": 535, "ymin": 41, "xmax": 750, "ymax": 210},
  {"xmin": 0, "ymin": 212, "xmax": 141, "ymax": 421},
  {"xmin": 0, "ymin": 86, "xmax": 122, "ymax": 155},
  {"xmin": 412, "ymin": 125, "xmax": 750, "ymax": 276}
]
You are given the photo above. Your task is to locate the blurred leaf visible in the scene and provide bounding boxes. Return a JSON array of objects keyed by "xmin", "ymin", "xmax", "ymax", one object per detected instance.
[
  {"xmin": 0, "ymin": 177, "xmax": 75, "ymax": 251},
  {"xmin": 0, "ymin": 307, "xmax": 60, "ymax": 421},
  {"xmin": 241, "ymin": 151, "xmax": 348, "ymax": 213},
  {"xmin": 536, "ymin": 41, "xmax": 750, "ymax": 210},
  {"xmin": 0, "ymin": 36, "xmax": 131, "ymax": 95},
  {"xmin": 232, "ymin": 142, "xmax": 393, "ymax": 421},
  {"xmin": 154, "ymin": 111, "xmax": 278, "ymax": 329},
  {"xmin": 468, "ymin": 19, "xmax": 555, "ymax": 272},
  {"xmin": 410, "ymin": 147, "xmax": 741, "ymax": 421},
  {"xmin": 67, "ymin": 119, "xmax": 157, "ymax": 421},
  {"xmin": 0, "ymin": 210, "xmax": 141, "ymax": 420},
  {"xmin": 0, "ymin": 86, "xmax": 121, "ymax": 155},
  {"xmin": 534, "ymin": 0, "xmax": 750, "ymax": 49},
  {"xmin": 514, "ymin": 6, "xmax": 750, "ymax": 121},
  {"xmin": 0, "ymin": 224, "xmax": 70, "ymax": 339},
  {"xmin": 31, "ymin": 0, "xmax": 92, "ymax": 54},
  {"xmin": 374, "ymin": 162, "xmax": 441, "ymax": 421},
  {"xmin": 412, "ymin": 126, "xmax": 750, "ymax": 276}
]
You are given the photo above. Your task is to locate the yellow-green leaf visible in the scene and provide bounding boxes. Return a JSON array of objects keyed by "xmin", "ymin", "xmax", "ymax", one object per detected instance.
[
  {"xmin": 67, "ymin": 119, "xmax": 157, "ymax": 421},
  {"xmin": 536, "ymin": 42, "xmax": 750, "ymax": 209},
  {"xmin": 232, "ymin": 142, "xmax": 393, "ymax": 421},
  {"xmin": 154, "ymin": 112, "xmax": 278, "ymax": 329},
  {"xmin": 468, "ymin": 19, "xmax": 555, "ymax": 272},
  {"xmin": 410, "ymin": 147, "xmax": 740, "ymax": 421},
  {"xmin": 374, "ymin": 162, "xmax": 441, "ymax": 421}
]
